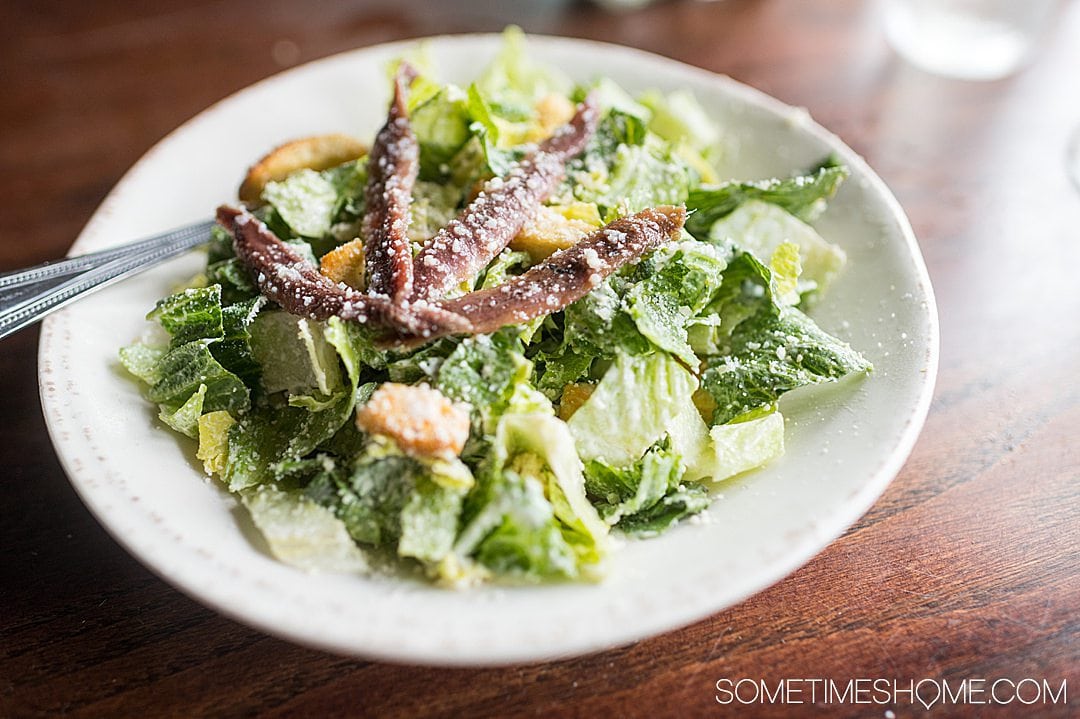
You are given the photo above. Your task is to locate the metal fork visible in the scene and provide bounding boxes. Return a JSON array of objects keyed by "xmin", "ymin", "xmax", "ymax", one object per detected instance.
[{"xmin": 0, "ymin": 219, "xmax": 215, "ymax": 340}]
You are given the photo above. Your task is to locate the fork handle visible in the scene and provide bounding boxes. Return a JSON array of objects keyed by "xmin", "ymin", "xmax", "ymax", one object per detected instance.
[
  {"xmin": 0, "ymin": 220, "xmax": 215, "ymax": 290},
  {"xmin": 0, "ymin": 219, "xmax": 214, "ymax": 341}
]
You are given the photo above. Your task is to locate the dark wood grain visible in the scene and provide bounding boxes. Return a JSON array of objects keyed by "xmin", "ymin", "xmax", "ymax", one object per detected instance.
[{"xmin": 2, "ymin": 1, "xmax": 1078, "ymax": 717}]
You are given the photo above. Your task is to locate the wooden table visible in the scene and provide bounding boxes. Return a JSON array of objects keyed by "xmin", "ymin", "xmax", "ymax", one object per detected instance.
[{"xmin": 2, "ymin": 1, "xmax": 1077, "ymax": 716}]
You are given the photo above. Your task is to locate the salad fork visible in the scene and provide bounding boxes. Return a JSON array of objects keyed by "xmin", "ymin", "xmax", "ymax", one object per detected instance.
[{"xmin": 0, "ymin": 219, "xmax": 214, "ymax": 340}]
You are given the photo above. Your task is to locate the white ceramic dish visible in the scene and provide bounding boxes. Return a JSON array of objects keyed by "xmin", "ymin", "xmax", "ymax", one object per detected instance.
[{"xmin": 38, "ymin": 34, "xmax": 938, "ymax": 666}]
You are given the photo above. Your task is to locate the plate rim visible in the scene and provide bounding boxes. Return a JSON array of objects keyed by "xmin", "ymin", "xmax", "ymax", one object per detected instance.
[{"xmin": 37, "ymin": 32, "xmax": 940, "ymax": 666}]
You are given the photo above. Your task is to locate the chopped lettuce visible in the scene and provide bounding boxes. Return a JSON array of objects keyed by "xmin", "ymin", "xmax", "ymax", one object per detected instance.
[
  {"xmin": 707, "ymin": 199, "xmax": 847, "ymax": 304},
  {"xmin": 705, "ymin": 411, "xmax": 786, "ymax": 480},
  {"xmin": 474, "ymin": 26, "xmax": 572, "ymax": 110},
  {"xmin": 249, "ymin": 311, "xmax": 343, "ymax": 397},
  {"xmin": 686, "ymin": 165, "xmax": 849, "ymax": 239},
  {"xmin": 148, "ymin": 286, "xmax": 223, "ymax": 346},
  {"xmin": 435, "ymin": 331, "xmax": 535, "ymax": 436},
  {"xmin": 496, "ymin": 414, "xmax": 608, "ymax": 554},
  {"xmin": 158, "ymin": 383, "xmax": 207, "ymax": 438},
  {"xmin": 263, "ymin": 169, "xmax": 339, "ymax": 239},
  {"xmin": 616, "ymin": 483, "xmax": 709, "ymax": 537},
  {"xmin": 411, "ymin": 86, "xmax": 473, "ymax": 176},
  {"xmin": 703, "ymin": 304, "xmax": 871, "ymax": 423},
  {"xmin": 241, "ymin": 483, "xmax": 368, "ymax": 574},
  {"xmin": 146, "ymin": 340, "xmax": 249, "ymax": 415},
  {"xmin": 563, "ymin": 279, "xmax": 652, "ymax": 358},
  {"xmin": 196, "ymin": 410, "xmax": 235, "ymax": 475},
  {"xmin": 118, "ymin": 343, "xmax": 166, "ymax": 385},
  {"xmin": 460, "ymin": 468, "xmax": 579, "ymax": 581},
  {"xmin": 569, "ymin": 351, "xmax": 698, "ymax": 467},
  {"xmin": 625, "ymin": 241, "xmax": 728, "ymax": 365}
]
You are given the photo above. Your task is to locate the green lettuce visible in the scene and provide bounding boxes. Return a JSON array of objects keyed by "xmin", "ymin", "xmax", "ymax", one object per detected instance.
[
  {"xmin": 474, "ymin": 26, "xmax": 571, "ymax": 111},
  {"xmin": 703, "ymin": 307, "xmax": 871, "ymax": 423},
  {"xmin": 263, "ymin": 169, "xmax": 339, "ymax": 239},
  {"xmin": 249, "ymin": 311, "xmax": 343, "ymax": 398},
  {"xmin": 330, "ymin": 440, "xmax": 469, "ymax": 565},
  {"xmin": 568, "ymin": 351, "xmax": 698, "ymax": 467},
  {"xmin": 625, "ymin": 241, "xmax": 728, "ymax": 365},
  {"xmin": 707, "ymin": 199, "xmax": 847, "ymax": 305},
  {"xmin": 435, "ymin": 331, "xmax": 536, "ymax": 435},
  {"xmin": 686, "ymin": 165, "xmax": 848, "ymax": 239},
  {"xmin": 241, "ymin": 483, "xmax": 368, "ymax": 573},
  {"xmin": 495, "ymin": 414, "xmax": 609, "ymax": 555}
]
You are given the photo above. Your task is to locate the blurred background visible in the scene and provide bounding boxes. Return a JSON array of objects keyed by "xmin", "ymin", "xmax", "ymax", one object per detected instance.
[{"xmin": 1, "ymin": 0, "xmax": 1076, "ymax": 269}]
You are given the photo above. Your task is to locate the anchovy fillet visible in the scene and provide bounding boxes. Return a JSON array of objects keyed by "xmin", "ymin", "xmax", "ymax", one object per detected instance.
[
  {"xmin": 382, "ymin": 206, "xmax": 686, "ymax": 346},
  {"xmin": 219, "ymin": 205, "xmax": 471, "ymax": 338},
  {"xmin": 363, "ymin": 62, "xmax": 420, "ymax": 302},
  {"xmin": 410, "ymin": 92, "xmax": 600, "ymax": 302}
]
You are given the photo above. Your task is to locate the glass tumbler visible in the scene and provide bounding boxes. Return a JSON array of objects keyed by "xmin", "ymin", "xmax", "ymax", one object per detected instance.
[{"xmin": 883, "ymin": 0, "xmax": 1059, "ymax": 80}]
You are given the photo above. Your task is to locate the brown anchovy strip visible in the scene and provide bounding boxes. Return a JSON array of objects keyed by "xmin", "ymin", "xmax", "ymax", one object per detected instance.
[
  {"xmin": 384, "ymin": 206, "xmax": 687, "ymax": 345},
  {"xmin": 218, "ymin": 205, "xmax": 471, "ymax": 338},
  {"xmin": 409, "ymin": 92, "xmax": 600, "ymax": 302},
  {"xmin": 363, "ymin": 62, "xmax": 420, "ymax": 303}
]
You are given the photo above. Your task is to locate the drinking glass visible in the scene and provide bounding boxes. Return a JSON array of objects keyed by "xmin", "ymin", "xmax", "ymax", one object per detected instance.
[{"xmin": 883, "ymin": 0, "xmax": 1059, "ymax": 80}]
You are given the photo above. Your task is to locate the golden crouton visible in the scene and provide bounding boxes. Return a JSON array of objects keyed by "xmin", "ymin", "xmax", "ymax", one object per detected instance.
[
  {"xmin": 510, "ymin": 205, "xmax": 599, "ymax": 261},
  {"xmin": 239, "ymin": 134, "xmax": 366, "ymax": 204},
  {"xmin": 356, "ymin": 383, "xmax": 470, "ymax": 458},
  {"xmin": 531, "ymin": 93, "xmax": 576, "ymax": 140},
  {"xmin": 319, "ymin": 239, "xmax": 366, "ymax": 290},
  {"xmin": 693, "ymin": 387, "xmax": 716, "ymax": 423},
  {"xmin": 557, "ymin": 382, "xmax": 595, "ymax": 421}
]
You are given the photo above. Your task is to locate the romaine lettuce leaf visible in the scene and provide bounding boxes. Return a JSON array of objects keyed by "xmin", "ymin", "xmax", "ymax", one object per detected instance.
[
  {"xmin": 397, "ymin": 474, "xmax": 467, "ymax": 564},
  {"xmin": 158, "ymin": 383, "xmax": 207, "ymax": 438},
  {"xmin": 686, "ymin": 165, "xmax": 849, "ymax": 239},
  {"xmin": 585, "ymin": 443, "xmax": 681, "ymax": 523},
  {"xmin": 249, "ymin": 311, "xmax": 343, "ymax": 398},
  {"xmin": 148, "ymin": 286, "xmax": 223, "ymax": 347},
  {"xmin": 210, "ymin": 296, "xmax": 265, "ymax": 385},
  {"xmin": 241, "ymin": 483, "xmax": 368, "ymax": 574},
  {"xmin": 262, "ymin": 168, "xmax": 339, "ymax": 239},
  {"xmin": 535, "ymin": 346, "xmax": 594, "ymax": 400},
  {"xmin": 412, "ymin": 85, "xmax": 474, "ymax": 177},
  {"xmin": 146, "ymin": 340, "xmax": 250, "ymax": 415},
  {"xmin": 578, "ymin": 136, "xmax": 690, "ymax": 219},
  {"xmin": 196, "ymin": 410, "xmax": 235, "ymax": 475},
  {"xmin": 616, "ymin": 483, "xmax": 709, "ymax": 537},
  {"xmin": 118, "ymin": 343, "xmax": 166, "ymax": 385},
  {"xmin": 469, "ymin": 471, "xmax": 579, "ymax": 581},
  {"xmin": 568, "ymin": 351, "xmax": 698, "ymax": 467},
  {"xmin": 495, "ymin": 413, "xmax": 609, "ymax": 554},
  {"xmin": 624, "ymin": 241, "xmax": 728, "ymax": 365},
  {"xmin": 474, "ymin": 26, "xmax": 571, "ymax": 110},
  {"xmin": 317, "ymin": 438, "xmax": 469, "ymax": 568},
  {"xmin": 707, "ymin": 199, "xmax": 847, "ymax": 304},
  {"xmin": 639, "ymin": 88, "xmax": 719, "ymax": 155},
  {"xmin": 435, "ymin": 331, "xmax": 534, "ymax": 435},
  {"xmin": 703, "ymin": 307, "xmax": 871, "ymax": 423},
  {"xmin": 563, "ymin": 279, "xmax": 652, "ymax": 358},
  {"xmin": 222, "ymin": 391, "xmax": 354, "ymax": 491},
  {"xmin": 705, "ymin": 411, "xmax": 786, "ymax": 480}
]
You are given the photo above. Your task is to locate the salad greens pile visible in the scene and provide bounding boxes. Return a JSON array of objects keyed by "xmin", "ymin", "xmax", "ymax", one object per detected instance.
[{"xmin": 121, "ymin": 28, "xmax": 870, "ymax": 586}]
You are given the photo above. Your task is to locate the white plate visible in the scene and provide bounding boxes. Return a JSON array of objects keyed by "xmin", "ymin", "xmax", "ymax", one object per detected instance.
[{"xmin": 38, "ymin": 34, "xmax": 938, "ymax": 665}]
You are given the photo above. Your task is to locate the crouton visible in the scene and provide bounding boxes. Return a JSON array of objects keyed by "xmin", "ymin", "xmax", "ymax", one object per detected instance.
[
  {"xmin": 693, "ymin": 387, "xmax": 716, "ymax": 423},
  {"xmin": 319, "ymin": 239, "xmax": 366, "ymax": 290},
  {"xmin": 535, "ymin": 94, "xmax": 575, "ymax": 135},
  {"xmin": 510, "ymin": 205, "xmax": 599, "ymax": 261},
  {"xmin": 557, "ymin": 382, "xmax": 595, "ymax": 421},
  {"xmin": 239, "ymin": 134, "xmax": 366, "ymax": 204},
  {"xmin": 356, "ymin": 383, "xmax": 470, "ymax": 458}
]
